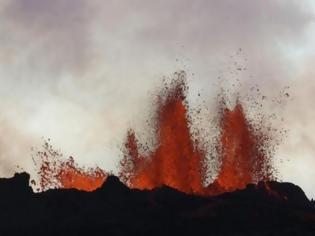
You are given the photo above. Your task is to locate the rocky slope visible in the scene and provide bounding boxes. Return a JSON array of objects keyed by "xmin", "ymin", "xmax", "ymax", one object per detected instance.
[{"xmin": 0, "ymin": 173, "xmax": 314, "ymax": 235}]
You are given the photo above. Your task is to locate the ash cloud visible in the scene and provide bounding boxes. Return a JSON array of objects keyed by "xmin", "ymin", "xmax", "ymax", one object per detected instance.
[
  {"xmin": 1, "ymin": 0, "xmax": 95, "ymax": 76},
  {"xmin": 0, "ymin": 0, "xmax": 314, "ymax": 197}
]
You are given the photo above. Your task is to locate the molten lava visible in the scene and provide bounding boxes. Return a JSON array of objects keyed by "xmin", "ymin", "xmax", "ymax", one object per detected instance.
[
  {"xmin": 37, "ymin": 73, "xmax": 273, "ymax": 195},
  {"xmin": 120, "ymin": 80, "xmax": 206, "ymax": 194},
  {"xmin": 207, "ymin": 103, "xmax": 273, "ymax": 195},
  {"xmin": 36, "ymin": 143, "xmax": 107, "ymax": 191},
  {"xmin": 120, "ymin": 74, "xmax": 273, "ymax": 195},
  {"xmin": 55, "ymin": 157, "xmax": 107, "ymax": 191}
]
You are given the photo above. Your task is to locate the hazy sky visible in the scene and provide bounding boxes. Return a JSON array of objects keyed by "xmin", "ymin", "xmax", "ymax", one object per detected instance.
[{"xmin": 1, "ymin": 0, "xmax": 315, "ymax": 197}]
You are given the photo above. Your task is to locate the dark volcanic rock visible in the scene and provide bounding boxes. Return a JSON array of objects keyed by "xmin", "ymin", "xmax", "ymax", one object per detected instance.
[{"xmin": 0, "ymin": 172, "xmax": 314, "ymax": 236}]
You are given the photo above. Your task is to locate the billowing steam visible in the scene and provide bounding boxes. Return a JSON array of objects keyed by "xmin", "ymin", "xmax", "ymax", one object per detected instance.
[{"xmin": 0, "ymin": 0, "xmax": 314, "ymax": 197}]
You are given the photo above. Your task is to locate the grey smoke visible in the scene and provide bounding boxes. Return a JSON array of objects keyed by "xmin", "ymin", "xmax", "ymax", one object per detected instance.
[{"xmin": 0, "ymin": 0, "xmax": 315, "ymax": 197}]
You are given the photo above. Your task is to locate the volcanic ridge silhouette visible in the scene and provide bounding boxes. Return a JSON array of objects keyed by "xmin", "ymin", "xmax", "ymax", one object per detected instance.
[{"xmin": 0, "ymin": 172, "xmax": 315, "ymax": 235}]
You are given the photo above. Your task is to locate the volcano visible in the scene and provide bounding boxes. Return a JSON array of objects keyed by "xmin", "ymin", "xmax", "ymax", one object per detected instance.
[
  {"xmin": 120, "ymin": 72, "xmax": 274, "ymax": 196},
  {"xmin": 35, "ymin": 72, "xmax": 274, "ymax": 195},
  {"xmin": 23, "ymin": 72, "xmax": 315, "ymax": 235},
  {"xmin": 33, "ymin": 72, "xmax": 277, "ymax": 196},
  {"xmin": 0, "ymin": 172, "xmax": 314, "ymax": 235}
]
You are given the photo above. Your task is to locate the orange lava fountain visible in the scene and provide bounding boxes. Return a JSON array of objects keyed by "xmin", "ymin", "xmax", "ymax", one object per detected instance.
[
  {"xmin": 120, "ymin": 73, "xmax": 274, "ymax": 195},
  {"xmin": 36, "ymin": 142, "xmax": 107, "ymax": 192},
  {"xmin": 120, "ymin": 80, "xmax": 206, "ymax": 194},
  {"xmin": 37, "ymin": 73, "xmax": 273, "ymax": 195},
  {"xmin": 207, "ymin": 102, "xmax": 273, "ymax": 195}
]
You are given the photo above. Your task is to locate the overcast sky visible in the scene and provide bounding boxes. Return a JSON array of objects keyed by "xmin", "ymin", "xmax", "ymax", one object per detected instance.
[{"xmin": 0, "ymin": 0, "xmax": 315, "ymax": 197}]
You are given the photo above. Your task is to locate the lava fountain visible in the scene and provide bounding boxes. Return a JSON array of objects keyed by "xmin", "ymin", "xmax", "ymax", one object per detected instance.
[
  {"xmin": 120, "ymin": 72, "xmax": 274, "ymax": 195},
  {"xmin": 120, "ymin": 77, "xmax": 207, "ymax": 194},
  {"xmin": 36, "ymin": 72, "xmax": 274, "ymax": 195},
  {"xmin": 207, "ymin": 102, "xmax": 273, "ymax": 195},
  {"xmin": 35, "ymin": 141, "xmax": 107, "ymax": 192}
]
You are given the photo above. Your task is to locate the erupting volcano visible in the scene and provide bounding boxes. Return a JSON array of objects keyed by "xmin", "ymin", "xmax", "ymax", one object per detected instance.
[
  {"xmin": 207, "ymin": 102, "xmax": 274, "ymax": 195},
  {"xmin": 120, "ymin": 78, "xmax": 206, "ymax": 194},
  {"xmin": 35, "ymin": 141, "xmax": 107, "ymax": 191},
  {"xmin": 120, "ymin": 72, "xmax": 274, "ymax": 195},
  {"xmin": 36, "ymin": 72, "xmax": 274, "ymax": 195}
]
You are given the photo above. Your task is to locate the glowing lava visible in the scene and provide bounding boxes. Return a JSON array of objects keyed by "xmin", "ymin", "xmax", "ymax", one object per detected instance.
[
  {"xmin": 36, "ymin": 142, "xmax": 107, "ymax": 192},
  {"xmin": 207, "ymin": 103, "xmax": 273, "ymax": 195},
  {"xmin": 37, "ymin": 72, "xmax": 274, "ymax": 195},
  {"xmin": 120, "ymin": 79, "xmax": 206, "ymax": 194},
  {"xmin": 120, "ymin": 73, "xmax": 274, "ymax": 195},
  {"xmin": 54, "ymin": 157, "xmax": 107, "ymax": 191}
]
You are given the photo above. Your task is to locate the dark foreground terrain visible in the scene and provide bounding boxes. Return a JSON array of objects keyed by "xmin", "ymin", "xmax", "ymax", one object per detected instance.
[{"xmin": 0, "ymin": 173, "xmax": 315, "ymax": 235}]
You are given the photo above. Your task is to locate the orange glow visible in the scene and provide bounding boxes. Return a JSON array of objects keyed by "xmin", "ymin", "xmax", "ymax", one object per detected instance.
[
  {"xmin": 37, "ymin": 144, "xmax": 107, "ymax": 192},
  {"xmin": 207, "ymin": 103, "xmax": 273, "ymax": 195},
  {"xmin": 120, "ymin": 75, "xmax": 273, "ymax": 196},
  {"xmin": 38, "ymin": 74, "xmax": 273, "ymax": 195},
  {"xmin": 56, "ymin": 157, "xmax": 107, "ymax": 191},
  {"xmin": 120, "ymin": 81, "xmax": 206, "ymax": 194}
]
